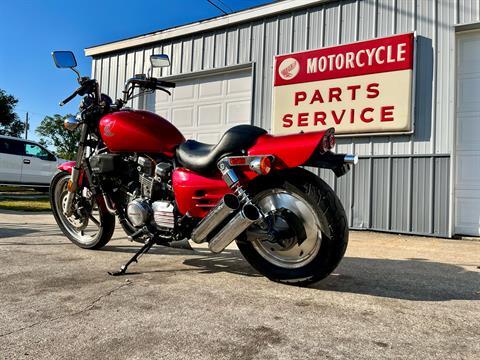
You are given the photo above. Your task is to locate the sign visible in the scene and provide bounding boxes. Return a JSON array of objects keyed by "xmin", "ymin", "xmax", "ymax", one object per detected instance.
[{"xmin": 272, "ymin": 33, "xmax": 415, "ymax": 135}]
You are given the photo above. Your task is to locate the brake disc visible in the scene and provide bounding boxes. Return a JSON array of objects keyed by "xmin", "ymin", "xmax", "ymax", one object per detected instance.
[{"xmin": 61, "ymin": 193, "xmax": 89, "ymax": 231}]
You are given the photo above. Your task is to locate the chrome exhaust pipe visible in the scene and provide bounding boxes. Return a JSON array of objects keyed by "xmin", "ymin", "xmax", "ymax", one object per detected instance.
[
  {"xmin": 343, "ymin": 154, "xmax": 358, "ymax": 165},
  {"xmin": 208, "ymin": 204, "xmax": 261, "ymax": 254},
  {"xmin": 191, "ymin": 194, "xmax": 240, "ymax": 244}
]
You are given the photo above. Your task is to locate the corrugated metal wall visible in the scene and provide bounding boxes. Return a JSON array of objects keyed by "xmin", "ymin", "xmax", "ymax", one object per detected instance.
[{"xmin": 91, "ymin": 0, "xmax": 479, "ymax": 237}]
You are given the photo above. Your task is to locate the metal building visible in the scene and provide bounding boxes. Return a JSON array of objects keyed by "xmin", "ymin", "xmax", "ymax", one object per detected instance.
[{"xmin": 85, "ymin": 0, "xmax": 480, "ymax": 238}]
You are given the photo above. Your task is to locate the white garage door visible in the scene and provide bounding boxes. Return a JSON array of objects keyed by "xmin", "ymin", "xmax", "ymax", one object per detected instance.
[
  {"xmin": 144, "ymin": 68, "xmax": 252, "ymax": 144},
  {"xmin": 455, "ymin": 31, "xmax": 480, "ymax": 236}
]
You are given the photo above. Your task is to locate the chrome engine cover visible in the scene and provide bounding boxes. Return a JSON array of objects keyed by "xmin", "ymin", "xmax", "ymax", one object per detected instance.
[
  {"xmin": 127, "ymin": 199, "xmax": 152, "ymax": 227},
  {"xmin": 152, "ymin": 201, "xmax": 175, "ymax": 229}
]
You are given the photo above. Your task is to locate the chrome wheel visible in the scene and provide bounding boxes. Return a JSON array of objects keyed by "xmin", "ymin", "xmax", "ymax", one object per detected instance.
[
  {"xmin": 248, "ymin": 189, "xmax": 322, "ymax": 269},
  {"xmin": 53, "ymin": 175, "xmax": 103, "ymax": 247}
]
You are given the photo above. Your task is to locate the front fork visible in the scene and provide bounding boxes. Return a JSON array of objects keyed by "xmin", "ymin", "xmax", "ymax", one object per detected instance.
[{"xmin": 63, "ymin": 123, "xmax": 89, "ymax": 217}]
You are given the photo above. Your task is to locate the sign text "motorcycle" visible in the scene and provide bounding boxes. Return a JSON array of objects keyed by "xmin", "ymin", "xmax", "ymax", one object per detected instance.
[{"xmin": 272, "ymin": 33, "xmax": 415, "ymax": 136}]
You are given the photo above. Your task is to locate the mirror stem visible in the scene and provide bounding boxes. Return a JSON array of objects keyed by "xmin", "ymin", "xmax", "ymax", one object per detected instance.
[{"xmin": 71, "ymin": 67, "xmax": 81, "ymax": 81}]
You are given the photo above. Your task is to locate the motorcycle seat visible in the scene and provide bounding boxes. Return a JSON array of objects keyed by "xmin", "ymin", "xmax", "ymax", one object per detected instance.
[{"xmin": 176, "ymin": 125, "xmax": 267, "ymax": 175}]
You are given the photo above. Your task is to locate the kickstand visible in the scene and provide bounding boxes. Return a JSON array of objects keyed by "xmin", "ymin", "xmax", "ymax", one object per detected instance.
[{"xmin": 108, "ymin": 239, "xmax": 155, "ymax": 276}]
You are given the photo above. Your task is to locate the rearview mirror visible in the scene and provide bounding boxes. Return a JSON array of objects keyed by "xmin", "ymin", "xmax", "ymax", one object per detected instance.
[
  {"xmin": 52, "ymin": 51, "xmax": 77, "ymax": 69},
  {"xmin": 150, "ymin": 54, "xmax": 170, "ymax": 68}
]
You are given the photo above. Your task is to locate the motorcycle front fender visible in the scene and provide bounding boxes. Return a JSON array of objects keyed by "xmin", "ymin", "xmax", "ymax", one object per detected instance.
[
  {"xmin": 56, "ymin": 160, "xmax": 88, "ymax": 185},
  {"xmin": 57, "ymin": 160, "xmax": 76, "ymax": 174}
]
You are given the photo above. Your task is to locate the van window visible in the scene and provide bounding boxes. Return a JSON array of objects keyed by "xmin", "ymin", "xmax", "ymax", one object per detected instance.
[
  {"xmin": 0, "ymin": 138, "xmax": 24, "ymax": 155},
  {"xmin": 25, "ymin": 143, "xmax": 53, "ymax": 160}
]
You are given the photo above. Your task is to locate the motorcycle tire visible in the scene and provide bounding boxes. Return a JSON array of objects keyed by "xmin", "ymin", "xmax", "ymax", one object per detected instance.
[
  {"xmin": 237, "ymin": 168, "xmax": 349, "ymax": 286},
  {"xmin": 50, "ymin": 171, "xmax": 115, "ymax": 249}
]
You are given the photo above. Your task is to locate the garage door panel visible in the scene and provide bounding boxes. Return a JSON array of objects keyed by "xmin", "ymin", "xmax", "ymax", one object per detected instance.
[
  {"xmin": 456, "ymin": 115, "xmax": 480, "ymax": 150},
  {"xmin": 198, "ymin": 104, "xmax": 223, "ymax": 126},
  {"xmin": 172, "ymin": 107, "xmax": 195, "ymax": 127},
  {"xmin": 227, "ymin": 73, "xmax": 251, "ymax": 94},
  {"xmin": 455, "ymin": 31, "xmax": 480, "ymax": 236},
  {"xmin": 150, "ymin": 68, "xmax": 252, "ymax": 142},
  {"xmin": 156, "ymin": 109, "xmax": 169, "ymax": 119},
  {"xmin": 458, "ymin": 37, "xmax": 480, "ymax": 72},
  {"xmin": 156, "ymin": 91, "xmax": 170, "ymax": 104},
  {"xmin": 226, "ymin": 101, "xmax": 250, "ymax": 124},
  {"xmin": 173, "ymin": 82, "xmax": 196, "ymax": 101},
  {"xmin": 455, "ymin": 197, "xmax": 480, "ymax": 235},
  {"xmin": 457, "ymin": 75, "xmax": 480, "ymax": 112},
  {"xmin": 199, "ymin": 78, "xmax": 223, "ymax": 98},
  {"xmin": 197, "ymin": 132, "xmax": 222, "ymax": 144},
  {"xmin": 456, "ymin": 154, "xmax": 480, "ymax": 188}
]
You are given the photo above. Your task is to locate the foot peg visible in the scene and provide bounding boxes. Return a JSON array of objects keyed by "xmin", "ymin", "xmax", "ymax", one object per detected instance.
[{"xmin": 108, "ymin": 238, "xmax": 155, "ymax": 276}]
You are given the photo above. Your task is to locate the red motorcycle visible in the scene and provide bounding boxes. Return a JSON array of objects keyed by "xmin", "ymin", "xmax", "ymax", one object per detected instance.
[{"xmin": 50, "ymin": 51, "xmax": 357, "ymax": 285}]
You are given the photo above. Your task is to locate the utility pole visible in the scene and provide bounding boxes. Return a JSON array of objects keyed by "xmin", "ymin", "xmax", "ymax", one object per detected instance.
[{"xmin": 25, "ymin": 112, "xmax": 29, "ymax": 140}]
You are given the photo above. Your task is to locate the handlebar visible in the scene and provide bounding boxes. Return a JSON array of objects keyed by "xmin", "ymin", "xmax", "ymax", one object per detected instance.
[
  {"xmin": 155, "ymin": 79, "xmax": 176, "ymax": 88},
  {"xmin": 59, "ymin": 78, "xmax": 98, "ymax": 107},
  {"xmin": 121, "ymin": 76, "xmax": 176, "ymax": 104},
  {"xmin": 127, "ymin": 76, "xmax": 176, "ymax": 89},
  {"xmin": 60, "ymin": 86, "xmax": 82, "ymax": 106}
]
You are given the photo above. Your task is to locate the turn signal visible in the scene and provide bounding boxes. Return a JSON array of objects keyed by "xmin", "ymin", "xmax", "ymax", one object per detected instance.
[
  {"xmin": 249, "ymin": 156, "xmax": 273, "ymax": 175},
  {"xmin": 259, "ymin": 156, "xmax": 272, "ymax": 175}
]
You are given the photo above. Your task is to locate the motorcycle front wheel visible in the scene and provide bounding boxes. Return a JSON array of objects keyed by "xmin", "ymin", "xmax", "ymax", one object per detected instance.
[
  {"xmin": 237, "ymin": 168, "xmax": 349, "ymax": 286},
  {"xmin": 50, "ymin": 172, "xmax": 115, "ymax": 249}
]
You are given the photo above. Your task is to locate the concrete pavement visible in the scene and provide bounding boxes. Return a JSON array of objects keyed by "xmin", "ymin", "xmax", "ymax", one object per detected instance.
[{"xmin": 0, "ymin": 210, "xmax": 479, "ymax": 359}]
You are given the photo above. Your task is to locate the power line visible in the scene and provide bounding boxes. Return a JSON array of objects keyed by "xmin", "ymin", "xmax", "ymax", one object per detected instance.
[
  {"xmin": 215, "ymin": 0, "xmax": 233, "ymax": 13},
  {"xmin": 206, "ymin": 0, "xmax": 228, "ymax": 15}
]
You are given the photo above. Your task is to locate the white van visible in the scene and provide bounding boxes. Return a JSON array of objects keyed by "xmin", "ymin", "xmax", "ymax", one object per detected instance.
[{"xmin": 0, "ymin": 135, "xmax": 65, "ymax": 188}]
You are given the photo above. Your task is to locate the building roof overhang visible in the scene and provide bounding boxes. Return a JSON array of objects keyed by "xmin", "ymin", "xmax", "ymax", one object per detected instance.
[{"xmin": 84, "ymin": 0, "xmax": 328, "ymax": 57}]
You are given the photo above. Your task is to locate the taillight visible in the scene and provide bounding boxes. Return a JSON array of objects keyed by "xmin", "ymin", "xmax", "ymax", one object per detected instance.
[
  {"xmin": 224, "ymin": 155, "xmax": 275, "ymax": 175},
  {"xmin": 320, "ymin": 130, "xmax": 336, "ymax": 153},
  {"xmin": 228, "ymin": 157, "xmax": 247, "ymax": 166}
]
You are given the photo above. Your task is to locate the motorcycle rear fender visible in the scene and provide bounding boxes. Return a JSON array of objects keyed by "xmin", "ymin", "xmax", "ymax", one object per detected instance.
[{"xmin": 247, "ymin": 129, "xmax": 354, "ymax": 177}]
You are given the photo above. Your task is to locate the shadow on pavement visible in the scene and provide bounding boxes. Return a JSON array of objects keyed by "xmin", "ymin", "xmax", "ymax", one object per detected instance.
[
  {"xmin": 101, "ymin": 244, "xmax": 480, "ymax": 302},
  {"xmin": 314, "ymin": 257, "xmax": 480, "ymax": 301}
]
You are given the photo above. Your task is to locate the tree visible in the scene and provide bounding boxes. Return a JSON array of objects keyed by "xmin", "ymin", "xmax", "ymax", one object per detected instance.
[
  {"xmin": 36, "ymin": 114, "xmax": 80, "ymax": 160},
  {"xmin": 0, "ymin": 89, "xmax": 25, "ymax": 137}
]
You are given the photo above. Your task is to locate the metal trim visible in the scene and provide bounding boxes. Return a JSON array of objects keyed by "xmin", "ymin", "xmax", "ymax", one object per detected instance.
[
  {"xmin": 455, "ymin": 21, "xmax": 480, "ymax": 32},
  {"xmin": 357, "ymin": 154, "xmax": 450, "ymax": 159},
  {"xmin": 153, "ymin": 62, "xmax": 253, "ymax": 82},
  {"xmin": 85, "ymin": 0, "xmax": 333, "ymax": 56}
]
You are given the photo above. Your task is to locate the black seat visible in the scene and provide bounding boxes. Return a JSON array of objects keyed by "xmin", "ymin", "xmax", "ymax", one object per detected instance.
[{"xmin": 176, "ymin": 125, "xmax": 267, "ymax": 174}]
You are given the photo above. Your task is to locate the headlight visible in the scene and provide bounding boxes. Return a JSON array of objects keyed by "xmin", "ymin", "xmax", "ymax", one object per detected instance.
[{"xmin": 64, "ymin": 116, "xmax": 80, "ymax": 131}]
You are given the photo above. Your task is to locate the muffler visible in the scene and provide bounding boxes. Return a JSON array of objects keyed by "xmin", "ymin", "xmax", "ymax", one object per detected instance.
[
  {"xmin": 208, "ymin": 204, "xmax": 261, "ymax": 254},
  {"xmin": 191, "ymin": 194, "xmax": 240, "ymax": 244}
]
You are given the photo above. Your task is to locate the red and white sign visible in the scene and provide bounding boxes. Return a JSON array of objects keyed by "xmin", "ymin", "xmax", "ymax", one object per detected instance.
[{"xmin": 272, "ymin": 33, "xmax": 415, "ymax": 135}]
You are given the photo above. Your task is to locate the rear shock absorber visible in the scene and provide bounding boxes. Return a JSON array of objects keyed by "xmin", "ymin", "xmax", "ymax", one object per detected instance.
[
  {"xmin": 217, "ymin": 161, "xmax": 252, "ymax": 204},
  {"xmin": 217, "ymin": 159, "xmax": 270, "ymax": 227}
]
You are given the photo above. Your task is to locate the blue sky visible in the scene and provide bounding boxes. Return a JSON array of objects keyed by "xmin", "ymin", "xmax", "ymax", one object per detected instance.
[{"xmin": 0, "ymin": 0, "xmax": 273, "ymax": 143}]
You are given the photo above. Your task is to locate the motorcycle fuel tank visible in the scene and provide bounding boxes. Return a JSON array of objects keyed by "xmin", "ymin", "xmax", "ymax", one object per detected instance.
[{"xmin": 99, "ymin": 110, "xmax": 185, "ymax": 156}]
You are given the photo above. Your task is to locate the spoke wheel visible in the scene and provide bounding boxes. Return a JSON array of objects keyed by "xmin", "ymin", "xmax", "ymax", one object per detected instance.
[{"xmin": 50, "ymin": 172, "xmax": 115, "ymax": 249}]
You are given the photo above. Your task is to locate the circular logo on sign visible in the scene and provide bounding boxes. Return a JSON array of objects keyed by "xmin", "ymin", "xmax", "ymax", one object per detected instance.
[{"xmin": 278, "ymin": 58, "xmax": 300, "ymax": 80}]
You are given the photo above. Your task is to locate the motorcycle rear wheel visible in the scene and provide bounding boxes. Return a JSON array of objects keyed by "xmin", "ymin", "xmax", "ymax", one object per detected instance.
[
  {"xmin": 237, "ymin": 168, "xmax": 349, "ymax": 286},
  {"xmin": 50, "ymin": 172, "xmax": 115, "ymax": 249}
]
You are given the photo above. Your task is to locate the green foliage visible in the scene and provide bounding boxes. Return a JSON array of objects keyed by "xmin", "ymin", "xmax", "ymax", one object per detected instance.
[
  {"xmin": 0, "ymin": 89, "xmax": 25, "ymax": 137},
  {"xmin": 36, "ymin": 114, "xmax": 80, "ymax": 160}
]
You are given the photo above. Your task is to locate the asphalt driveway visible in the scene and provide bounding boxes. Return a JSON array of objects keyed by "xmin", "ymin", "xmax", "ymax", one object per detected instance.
[{"xmin": 0, "ymin": 210, "xmax": 479, "ymax": 359}]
